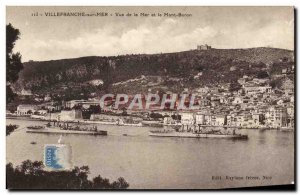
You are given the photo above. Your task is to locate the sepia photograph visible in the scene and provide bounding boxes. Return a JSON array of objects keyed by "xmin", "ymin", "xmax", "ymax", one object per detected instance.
[{"xmin": 6, "ymin": 6, "xmax": 295, "ymax": 190}]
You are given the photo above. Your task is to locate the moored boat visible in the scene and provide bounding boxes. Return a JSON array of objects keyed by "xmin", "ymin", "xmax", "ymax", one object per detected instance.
[
  {"xmin": 27, "ymin": 125, "xmax": 45, "ymax": 130},
  {"xmin": 149, "ymin": 128, "xmax": 248, "ymax": 139},
  {"xmin": 122, "ymin": 122, "xmax": 143, "ymax": 127},
  {"xmin": 83, "ymin": 120, "xmax": 117, "ymax": 125},
  {"xmin": 26, "ymin": 128, "xmax": 107, "ymax": 135},
  {"xmin": 26, "ymin": 122, "xmax": 107, "ymax": 136},
  {"xmin": 142, "ymin": 120, "xmax": 163, "ymax": 127}
]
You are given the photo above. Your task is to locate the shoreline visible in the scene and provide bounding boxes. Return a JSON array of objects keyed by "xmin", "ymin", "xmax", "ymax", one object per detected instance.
[{"xmin": 6, "ymin": 116, "xmax": 294, "ymax": 131}]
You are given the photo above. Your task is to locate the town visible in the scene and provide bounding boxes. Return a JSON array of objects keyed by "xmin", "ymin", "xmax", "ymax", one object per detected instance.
[{"xmin": 7, "ymin": 67, "xmax": 294, "ymax": 130}]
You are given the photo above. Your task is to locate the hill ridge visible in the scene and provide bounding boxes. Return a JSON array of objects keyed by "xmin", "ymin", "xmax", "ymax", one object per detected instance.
[{"xmin": 14, "ymin": 47, "xmax": 294, "ymax": 96}]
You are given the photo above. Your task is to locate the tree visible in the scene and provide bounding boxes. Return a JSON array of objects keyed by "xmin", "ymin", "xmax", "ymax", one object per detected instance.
[
  {"xmin": 6, "ymin": 85, "xmax": 16, "ymax": 104},
  {"xmin": 229, "ymin": 82, "xmax": 242, "ymax": 92},
  {"xmin": 196, "ymin": 65, "xmax": 204, "ymax": 72},
  {"xmin": 7, "ymin": 160, "xmax": 130, "ymax": 189},
  {"xmin": 90, "ymin": 105, "xmax": 101, "ymax": 114},
  {"xmin": 149, "ymin": 112, "xmax": 163, "ymax": 119},
  {"xmin": 257, "ymin": 70, "xmax": 269, "ymax": 79},
  {"xmin": 270, "ymin": 79, "xmax": 282, "ymax": 89},
  {"xmin": 171, "ymin": 114, "xmax": 181, "ymax": 121},
  {"xmin": 121, "ymin": 108, "xmax": 128, "ymax": 116},
  {"xmin": 6, "ymin": 23, "xmax": 23, "ymax": 103},
  {"xmin": 18, "ymin": 160, "xmax": 44, "ymax": 176},
  {"xmin": 6, "ymin": 124, "xmax": 18, "ymax": 136}
]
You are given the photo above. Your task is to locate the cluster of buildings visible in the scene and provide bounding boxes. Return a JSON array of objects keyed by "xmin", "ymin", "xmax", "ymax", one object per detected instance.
[
  {"xmin": 9, "ymin": 72, "xmax": 294, "ymax": 129},
  {"xmin": 166, "ymin": 75, "xmax": 294, "ymax": 129}
]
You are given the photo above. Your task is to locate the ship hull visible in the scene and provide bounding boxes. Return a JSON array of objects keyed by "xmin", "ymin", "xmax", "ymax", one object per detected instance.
[
  {"xmin": 149, "ymin": 132, "xmax": 247, "ymax": 139},
  {"xmin": 26, "ymin": 128, "xmax": 107, "ymax": 136},
  {"xmin": 142, "ymin": 121, "xmax": 163, "ymax": 127}
]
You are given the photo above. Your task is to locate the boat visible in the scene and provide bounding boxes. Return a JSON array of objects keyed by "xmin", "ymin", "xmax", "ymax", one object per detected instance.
[
  {"xmin": 27, "ymin": 127, "xmax": 108, "ymax": 136},
  {"xmin": 142, "ymin": 120, "xmax": 163, "ymax": 127},
  {"xmin": 122, "ymin": 122, "xmax": 143, "ymax": 127},
  {"xmin": 83, "ymin": 120, "xmax": 117, "ymax": 125},
  {"xmin": 149, "ymin": 128, "xmax": 248, "ymax": 139},
  {"xmin": 117, "ymin": 119, "xmax": 143, "ymax": 127},
  {"xmin": 26, "ymin": 122, "xmax": 107, "ymax": 136},
  {"xmin": 279, "ymin": 127, "xmax": 294, "ymax": 132},
  {"xmin": 163, "ymin": 123, "xmax": 182, "ymax": 127},
  {"xmin": 27, "ymin": 125, "xmax": 45, "ymax": 130}
]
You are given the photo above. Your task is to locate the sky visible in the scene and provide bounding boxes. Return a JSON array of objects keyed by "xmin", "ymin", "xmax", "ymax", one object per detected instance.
[{"xmin": 6, "ymin": 6, "xmax": 294, "ymax": 62}]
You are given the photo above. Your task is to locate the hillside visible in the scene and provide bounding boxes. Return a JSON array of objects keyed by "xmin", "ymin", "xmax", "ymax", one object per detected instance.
[{"xmin": 13, "ymin": 47, "xmax": 294, "ymax": 98}]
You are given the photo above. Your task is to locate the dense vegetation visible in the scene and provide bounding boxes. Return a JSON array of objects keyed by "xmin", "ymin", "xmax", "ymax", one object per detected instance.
[
  {"xmin": 7, "ymin": 160, "xmax": 129, "ymax": 190},
  {"xmin": 7, "ymin": 24, "xmax": 23, "ymax": 103},
  {"xmin": 10, "ymin": 47, "xmax": 293, "ymax": 104},
  {"xmin": 6, "ymin": 124, "xmax": 18, "ymax": 136},
  {"xmin": 15, "ymin": 47, "xmax": 293, "ymax": 92}
]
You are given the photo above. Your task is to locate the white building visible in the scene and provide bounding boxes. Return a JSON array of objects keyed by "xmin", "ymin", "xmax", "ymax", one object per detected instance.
[
  {"xmin": 210, "ymin": 115, "xmax": 226, "ymax": 126},
  {"xmin": 232, "ymin": 97, "xmax": 243, "ymax": 104},
  {"xmin": 195, "ymin": 114, "xmax": 205, "ymax": 125},
  {"xmin": 243, "ymin": 85, "xmax": 272, "ymax": 95},
  {"xmin": 20, "ymin": 89, "xmax": 32, "ymax": 96},
  {"xmin": 45, "ymin": 112, "xmax": 60, "ymax": 121},
  {"xmin": 197, "ymin": 44, "xmax": 211, "ymax": 50},
  {"xmin": 60, "ymin": 110, "xmax": 83, "ymax": 121},
  {"xmin": 282, "ymin": 78, "xmax": 294, "ymax": 96},
  {"xmin": 181, "ymin": 112, "xmax": 195, "ymax": 125},
  {"xmin": 196, "ymin": 87, "xmax": 209, "ymax": 94},
  {"xmin": 163, "ymin": 117, "xmax": 175, "ymax": 125},
  {"xmin": 252, "ymin": 113, "xmax": 261, "ymax": 127},
  {"xmin": 38, "ymin": 109, "xmax": 48, "ymax": 115},
  {"xmin": 265, "ymin": 106, "xmax": 288, "ymax": 128},
  {"xmin": 17, "ymin": 105, "xmax": 38, "ymax": 115},
  {"xmin": 227, "ymin": 114, "xmax": 244, "ymax": 127},
  {"xmin": 44, "ymin": 94, "xmax": 51, "ymax": 102},
  {"xmin": 65, "ymin": 100, "xmax": 100, "ymax": 109}
]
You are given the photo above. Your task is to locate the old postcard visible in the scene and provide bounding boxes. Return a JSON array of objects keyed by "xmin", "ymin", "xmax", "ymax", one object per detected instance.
[{"xmin": 6, "ymin": 6, "xmax": 295, "ymax": 190}]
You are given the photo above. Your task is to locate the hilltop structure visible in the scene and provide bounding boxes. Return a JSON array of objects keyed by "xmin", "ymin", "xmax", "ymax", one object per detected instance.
[{"xmin": 197, "ymin": 44, "xmax": 212, "ymax": 50}]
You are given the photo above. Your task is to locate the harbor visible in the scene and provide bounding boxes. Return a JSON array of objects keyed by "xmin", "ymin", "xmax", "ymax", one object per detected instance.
[
  {"xmin": 8, "ymin": 114, "xmax": 295, "ymax": 141},
  {"xmin": 6, "ymin": 117, "xmax": 294, "ymax": 189}
]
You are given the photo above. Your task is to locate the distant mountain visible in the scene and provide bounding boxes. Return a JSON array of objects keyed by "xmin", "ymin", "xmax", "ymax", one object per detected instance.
[{"xmin": 13, "ymin": 47, "xmax": 294, "ymax": 97}]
